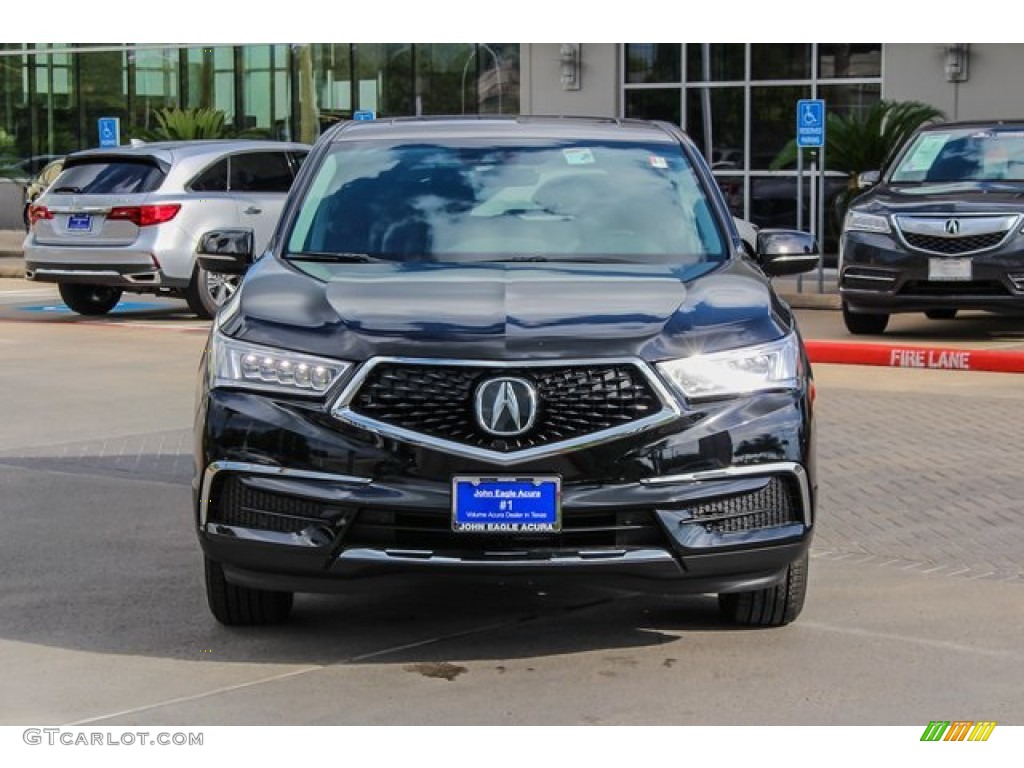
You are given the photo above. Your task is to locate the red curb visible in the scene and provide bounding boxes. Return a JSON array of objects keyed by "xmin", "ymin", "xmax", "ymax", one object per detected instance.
[{"xmin": 805, "ymin": 340, "xmax": 1024, "ymax": 373}]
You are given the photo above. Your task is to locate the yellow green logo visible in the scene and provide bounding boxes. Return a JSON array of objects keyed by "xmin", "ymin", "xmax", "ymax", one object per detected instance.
[{"xmin": 920, "ymin": 721, "xmax": 996, "ymax": 741}]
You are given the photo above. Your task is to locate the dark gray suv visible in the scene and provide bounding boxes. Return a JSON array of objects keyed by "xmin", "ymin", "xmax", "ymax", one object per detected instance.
[
  {"xmin": 840, "ymin": 120, "xmax": 1024, "ymax": 334},
  {"xmin": 194, "ymin": 116, "xmax": 820, "ymax": 627}
]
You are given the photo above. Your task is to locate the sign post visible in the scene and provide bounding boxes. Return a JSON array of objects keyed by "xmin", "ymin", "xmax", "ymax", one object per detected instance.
[
  {"xmin": 796, "ymin": 99, "xmax": 826, "ymax": 292},
  {"xmin": 98, "ymin": 117, "xmax": 120, "ymax": 148}
]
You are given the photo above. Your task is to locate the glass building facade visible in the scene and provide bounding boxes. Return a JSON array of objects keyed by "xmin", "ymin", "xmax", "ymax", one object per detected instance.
[
  {"xmin": 0, "ymin": 42, "xmax": 885, "ymax": 235},
  {"xmin": 622, "ymin": 43, "xmax": 883, "ymax": 230},
  {"xmin": 0, "ymin": 43, "xmax": 520, "ymax": 168}
]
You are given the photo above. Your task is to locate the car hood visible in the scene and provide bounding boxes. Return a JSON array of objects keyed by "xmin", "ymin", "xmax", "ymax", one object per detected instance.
[
  {"xmin": 228, "ymin": 257, "xmax": 790, "ymax": 362},
  {"xmin": 855, "ymin": 181, "xmax": 1024, "ymax": 216}
]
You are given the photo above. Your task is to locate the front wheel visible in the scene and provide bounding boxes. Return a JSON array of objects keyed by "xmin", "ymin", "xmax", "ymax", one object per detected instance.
[
  {"xmin": 842, "ymin": 302, "xmax": 889, "ymax": 335},
  {"xmin": 185, "ymin": 266, "xmax": 241, "ymax": 319},
  {"xmin": 204, "ymin": 558, "xmax": 293, "ymax": 626},
  {"xmin": 718, "ymin": 552, "xmax": 808, "ymax": 627},
  {"xmin": 58, "ymin": 283, "xmax": 122, "ymax": 315}
]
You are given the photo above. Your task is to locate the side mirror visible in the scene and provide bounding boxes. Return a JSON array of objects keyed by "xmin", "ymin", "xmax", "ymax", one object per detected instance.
[
  {"xmin": 756, "ymin": 229, "xmax": 819, "ymax": 277},
  {"xmin": 196, "ymin": 229, "xmax": 254, "ymax": 275},
  {"xmin": 856, "ymin": 170, "xmax": 880, "ymax": 190}
]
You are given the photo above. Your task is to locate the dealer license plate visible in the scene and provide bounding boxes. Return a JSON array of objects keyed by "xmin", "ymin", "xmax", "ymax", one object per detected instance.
[
  {"xmin": 67, "ymin": 213, "xmax": 93, "ymax": 232},
  {"xmin": 452, "ymin": 476, "xmax": 561, "ymax": 533},
  {"xmin": 928, "ymin": 257, "xmax": 971, "ymax": 281}
]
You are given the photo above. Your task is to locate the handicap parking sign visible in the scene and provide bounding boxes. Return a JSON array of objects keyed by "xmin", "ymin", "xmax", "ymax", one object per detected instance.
[
  {"xmin": 797, "ymin": 100, "xmax": 825, "ymax": 148},
  {"xmin": 353, "ymin": 110, "xmax": 376, "ymax": 121},
  {"xmin": 98, "ymin": 117, "xmax": 120, "ymax": 148}
]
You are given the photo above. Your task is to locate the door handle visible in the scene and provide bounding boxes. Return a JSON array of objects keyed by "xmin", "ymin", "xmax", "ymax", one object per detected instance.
[{"xmin": 243, "ymin": 206, "xmax": 262, "ymax": 215}]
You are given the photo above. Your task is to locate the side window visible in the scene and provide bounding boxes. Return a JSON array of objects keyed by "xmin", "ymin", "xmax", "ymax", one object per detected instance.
[
  {"xmin": 230, "ymin": 152, "xmax": 294, "ymax": 193},
  {"xmin": 190, "ymin": 159, "xmax": 228, "ymax": 192}
]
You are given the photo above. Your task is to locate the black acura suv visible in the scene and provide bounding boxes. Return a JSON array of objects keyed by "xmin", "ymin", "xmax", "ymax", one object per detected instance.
[
  {"xmin": 194, "ymin": 116, "xmax": 819, "ymax": 627},
  {"xmin": 841, "ymin": 120, "xmax": 1024, "ymax": 334}
]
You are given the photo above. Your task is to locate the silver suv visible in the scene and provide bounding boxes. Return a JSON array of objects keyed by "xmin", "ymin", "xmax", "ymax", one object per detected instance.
[{"xmin": 24, "ymin": 139, "xmax": 309, "ymax": 318}]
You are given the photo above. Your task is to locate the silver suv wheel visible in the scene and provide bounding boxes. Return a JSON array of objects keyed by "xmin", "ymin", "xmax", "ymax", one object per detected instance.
[
  {"xmin": 206, "ymin": 270, "xmax": 240, "ymax": 306},
  {"xmin": 185, "ymin": 266, "xmax": 241, "ymax": 319}
]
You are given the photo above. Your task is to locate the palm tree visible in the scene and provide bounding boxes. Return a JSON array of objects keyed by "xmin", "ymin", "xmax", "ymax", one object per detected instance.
[
  {"xmin": 133, "ymin": 107, "xmax": 234, "ymax": 141},
  {"xmin": 131, "ymin": 107, "xmax": 273, "ymax": 142}
]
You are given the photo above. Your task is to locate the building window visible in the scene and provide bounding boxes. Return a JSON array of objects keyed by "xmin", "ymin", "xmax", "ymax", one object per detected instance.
[
  {"xmin": 625, "ymin": 44, "xmax": 681, "ymax": 84},
  {"xmin": 184, "ymin": 45, "xmax": 236, "ymax": 124},
  {"xmin": 625, "ymin": 88, "xmax": 680, "ymax": 126},
  {"xmin": 128, "ymin": 47, "xmax": 179, "ymax": 135},
  {"xmin": 751, "ymin": 44, "xmax": 812, "ymax": 81},
  {"xmin": 622, "ymin": 42, "xmax": 883, "ymax": 236},
  {"xmin": 818, "ymin": 43, "xmax": 882, "ymax": 79},
  {"xmin": 686, "ymin": 44, "xmax": 744, "ymax": 83}
]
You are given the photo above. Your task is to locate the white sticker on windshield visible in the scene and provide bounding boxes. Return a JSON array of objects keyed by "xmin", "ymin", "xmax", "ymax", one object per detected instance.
[
  {"xmin": 903, "ymin": 134, "xmax": 948, "ymax": 172},
  {"xmin": 563, "ymin": 148, "xmax": 595, "ymax": 165},
  {"xmin": 649, "ymin": 155, "xmax": 668, "ymax": 169}
]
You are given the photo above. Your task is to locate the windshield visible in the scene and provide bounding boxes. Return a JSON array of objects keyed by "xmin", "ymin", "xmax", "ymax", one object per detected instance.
[
  {"xmin": 286, "ymin": 139, "xmax": 726, "ymax": 265},
  {"xmin": 891, "ymin": 127, "xmax": 1024, "ymax": 183}
]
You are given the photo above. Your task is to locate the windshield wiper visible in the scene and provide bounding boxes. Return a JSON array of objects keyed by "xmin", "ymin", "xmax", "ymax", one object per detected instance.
[
  {"xmin": 479, "ymin": 256, "xmax": 638, "ymax": 264},
  {"xmin": 477, "ymin": 256, "xmax": 550, "ymax": 263},
  {"xmin": 51, "ymin": 185, "xmax": 82, "ymax": 194},
  {"xmin": 285, "ymin": 251, "xmax": 379, "ymax": 263}
]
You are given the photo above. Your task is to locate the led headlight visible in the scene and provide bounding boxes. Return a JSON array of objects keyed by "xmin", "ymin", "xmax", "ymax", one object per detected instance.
[
  {"xmin": 209, "ymin": 331, "xmax": 351, "ymax": 395},
  {"xmin": 657, "ymin": 334, "xmax": 802, "ymax": 400},
  {"xmin": 844, "ymin": 210, "xmax": 891, "ymax": 234}
]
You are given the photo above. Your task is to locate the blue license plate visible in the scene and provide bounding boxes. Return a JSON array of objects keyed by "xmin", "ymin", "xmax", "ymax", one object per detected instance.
[
  {"xmin": 67, "ymin": 213, "xmax": 92, "ymax": 232},
  {"xmin": 452, "ymin": 476, "xmax": 561, "ymax": 533}
]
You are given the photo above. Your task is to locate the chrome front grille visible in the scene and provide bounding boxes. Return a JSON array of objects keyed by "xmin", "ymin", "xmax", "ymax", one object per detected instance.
[
  {"xmin": 333, "ymin": 357, "xmax": 678, "ymax": 463},
  {"xmin": 895, "ymin": 214, "xmax": 1017, "ymax": 256},
  {"xmin": 902, "ymin": 231, "xmax": 1005, "ymax": 255}
]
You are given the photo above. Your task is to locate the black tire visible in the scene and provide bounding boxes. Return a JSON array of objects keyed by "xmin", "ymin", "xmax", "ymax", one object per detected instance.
[
  {"xmin": 718, "ymin": 552, "xmax": 808, "ymax": 627},
  {"xmin": 842, "ymin": 302, "xmax": 889, "ymax": 335},
  {"xmin": 184, "ymin": 266, "xmax": 241, "ymax": 320},
  {"xmin": 204, "ymin": 558, "xmax": 293, "ymax": 626},
  {"xmin": 925, "ymin": 309, "xmax": 957, "ymax": 320},
  {"xmin": 58, "ymin": 283, "xmax": 122, "ymax": 316}
]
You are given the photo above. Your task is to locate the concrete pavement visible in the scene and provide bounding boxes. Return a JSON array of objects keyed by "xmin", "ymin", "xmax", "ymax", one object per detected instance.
[{"xmin": 0, "ymin": 317, "xmax": 1021, "ymax": 725}]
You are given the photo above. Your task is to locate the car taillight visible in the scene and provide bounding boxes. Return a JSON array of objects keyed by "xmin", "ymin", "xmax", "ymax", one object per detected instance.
[
  {"xmin": 107, "ymin": 204, "xmax": 181, "ymax": 227},
  {"xmin": 29, "ymin": 205, "xmax": 53, "ymax": 226}
]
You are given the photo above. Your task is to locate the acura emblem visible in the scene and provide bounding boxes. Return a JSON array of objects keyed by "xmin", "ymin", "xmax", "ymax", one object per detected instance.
[
  {"xmin": 945, "ymin": 219, "xmax": 960, "ymax": 236},
  {"xmin": 475, "ymin": 377, "xmax": 538, "ymax": 436}
]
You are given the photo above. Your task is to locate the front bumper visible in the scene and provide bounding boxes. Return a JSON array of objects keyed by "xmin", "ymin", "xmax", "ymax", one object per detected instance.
[
  {"xmin": 195, "ymin": 380, "xmax": 816, "ymax": 595},
  {"xmin": 840, "ymin": 232, "xmax": 1024, "ymax": 314}
]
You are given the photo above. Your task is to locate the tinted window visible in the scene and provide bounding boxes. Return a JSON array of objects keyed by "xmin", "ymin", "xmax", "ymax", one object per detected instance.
[
  {"xmin": 287, "ymin": 140, "xmax": 725, "ymax": 265},
  {"xmin": 51, "ymin": 160, "xmax": 165, "ymax": 194},
  {"xmin": 191, "ymin": 158, "xmax": 229, "ymax": 191},
  {"xmin": 230, "ymin": 152, "xmax": 294, "ymax": 192}
]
